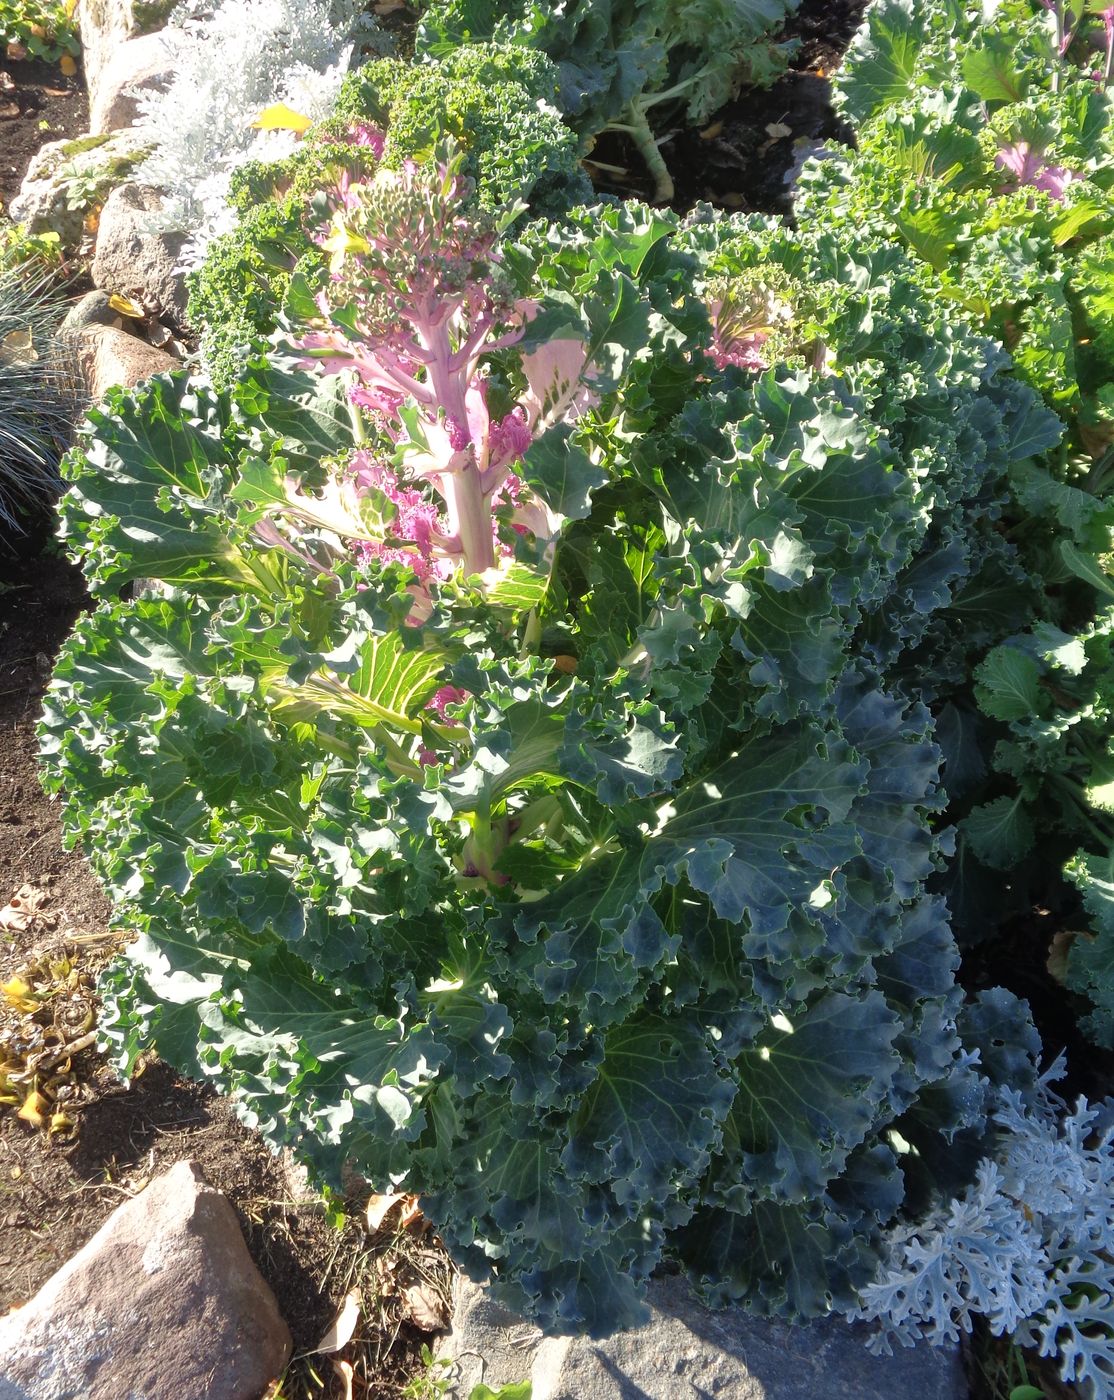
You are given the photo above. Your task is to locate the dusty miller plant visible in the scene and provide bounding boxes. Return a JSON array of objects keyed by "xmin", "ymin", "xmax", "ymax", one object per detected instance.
[
  {"xmin": 133, "ymin": 0, "xmax": 377, "ymax": 263},
  {"xmin": 852, "ymin": 1059, "xmax": 1114, "ymax": 1397}
]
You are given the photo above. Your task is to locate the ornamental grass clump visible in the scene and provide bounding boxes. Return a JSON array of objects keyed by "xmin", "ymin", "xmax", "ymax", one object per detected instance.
[
  {"xmin": 43, "ymin": 156, "xmax": 1059, "ymax": 1335},
  {"xmin": 0, "ymin": 266, "xmax": 76, "ymax": 534}
]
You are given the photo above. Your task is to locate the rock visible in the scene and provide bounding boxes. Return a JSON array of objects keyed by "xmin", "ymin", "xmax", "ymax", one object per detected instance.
[
  {"xmin": 60, "ymin": 290, "xmax": 122, "ymax": 335},
  {"xmin": 8, "ymin": 131, "xmax": 145, "ymax": 249},
  {"xmin": 442, "ymin": 1275, "xmax": 968, "ymax": 1400},
  {"xmin": 76, "ymin": 0, "xmax": 176, "ymax": 126},
  {"xmin": 89, "ymin": 30, "xmax": 174, "ymax": 135},
  {"xmin": 91, "ymin": 182, "xmax": 188, "ymax": 325},
  {"xmin": 0, "ymin": 1160, "xmax": 291, "ymax": 1400},
  {"xmin": 74, "ymin": 323, "xmax": 177, "ymax": 399}
]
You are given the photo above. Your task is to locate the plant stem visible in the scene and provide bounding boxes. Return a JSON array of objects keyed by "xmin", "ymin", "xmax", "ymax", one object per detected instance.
[
  {"xmin": 440, "ymin": 461, "xmax": 496, "ymax": 575},
  {"xmin": 621, "ymin": 103, "xmax": 674, "ymax": 204}
]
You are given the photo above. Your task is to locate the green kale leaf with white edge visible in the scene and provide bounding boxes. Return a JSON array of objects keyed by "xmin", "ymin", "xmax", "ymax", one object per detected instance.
[
  {"xmin": 416, "ymin": 0, "xmax": 800, "ymax": 201},
  {"xmin": 43, "ymin": 163, "xmax": 1050, "ymax": 1334}
]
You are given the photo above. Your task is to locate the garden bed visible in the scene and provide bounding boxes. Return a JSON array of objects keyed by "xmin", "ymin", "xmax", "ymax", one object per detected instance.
[{"xmin": 3, "ymin": 0, "xmax": 1114, "ymax": 1397}]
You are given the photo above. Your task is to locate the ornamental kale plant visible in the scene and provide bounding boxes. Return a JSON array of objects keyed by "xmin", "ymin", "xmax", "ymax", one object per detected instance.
[
  {"xmin": 42, "ymin": 161, "xmax": 1055, "ymax": 1333},
  {"xmin": 416, "ymin": 0, "xmax": 799, "ymax": 201},
  {"xmin": 796, "ymin": 0, "xmax": 1114, "ymax": 450},
  {"xmin": 188, "ymin": 48, "xmax": 588, "ymax": 388}
]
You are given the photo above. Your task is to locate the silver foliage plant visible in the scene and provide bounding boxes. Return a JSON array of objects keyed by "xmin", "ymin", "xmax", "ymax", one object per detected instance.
[
  {"xmin": 133, "ymin": 0, "xmax": 370, "ymax": 264},
  {"xmin": 853, "ymin": 1060, "xmax": 1114, "ymax": 1397}
]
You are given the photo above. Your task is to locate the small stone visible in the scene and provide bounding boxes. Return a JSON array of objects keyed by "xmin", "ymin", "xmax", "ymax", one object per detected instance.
[
  {"xmin": 73, "ymin": 322, "xmax": 177, "ymax": 399},
  {"xmin": 91, "ymin": 182, "xmax": 188, "ymax": 326},
  {"xmin": 0, "ymin": 1160, "xmax": 291, "ymax": 1400},
  {"xmin": 89, "ymin": 30, "xmax": 174, "ymax": 134},
  {"xmin": 442, "ymin": 1275, "xmax": 968, "ymax": 1400}
]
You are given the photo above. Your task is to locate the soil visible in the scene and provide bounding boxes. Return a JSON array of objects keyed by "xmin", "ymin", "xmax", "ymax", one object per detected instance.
[
  {"xmin": 587, "ymin": 0, "xmax": 868, "ymax": 216},
  {"xmin": 0, "ymin": 56, "xmax": 87, "ymax": 211}
]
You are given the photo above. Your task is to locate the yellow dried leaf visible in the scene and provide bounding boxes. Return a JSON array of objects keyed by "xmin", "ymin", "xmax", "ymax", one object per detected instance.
[
  {"xmin": 49, "ymin": 1110, "xmax": 74, "ymax": 1135},
  {"xmin": 0, "ymin": 328, "xmax": 37, "ymax": 368},
  {"xmin": 108, "ymin": 293, "xmax": 143, "ymax": 318},
  {"xmin": 316, "ymin": 1290, "xmax": 360, "ymax": 1353},
  {"xmin": 64, "ymin": 0, "xmax": 77, "ymax": 16},
  {"xmin": 60, "ymin": 54, "xmax": 77, "ymax": 76},
  {"xmin": 252, "ymin": 102, "xmax": 312, "ymax": 133},
  {"xmin": 2, "ymin": 976, "xmax": 38, "ymax": 1013},
  {"xmin": 18, "ymin": 1090, "xmax": 49, "ymax": 1129}
]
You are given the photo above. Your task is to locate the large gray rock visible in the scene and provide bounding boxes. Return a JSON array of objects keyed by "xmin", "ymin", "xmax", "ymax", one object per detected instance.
[
  {"xmin": 77, "ymin": 0, "xmax": 176, "ymax": 127},
  {"xmin": 443, "ymin": 1275, "xmax": 968, "ymax": 1400},
  {"xmin": 91, "ymin": 181, "xmax": 188, "ymax": 325},
  {"xmin": 74, "ymin": 323, "xmax": 178, "ymax": 400},
  {"xmin": 89, "ymin": 30, "xmax": 175, "ymax": 134},
  {"xmin": 0, "ymin": 1160, "xmax": 291, "ymax": 1400},
  {"xmin": 9, "ymin": 131, "xmax": 145, "ymax": 249}
]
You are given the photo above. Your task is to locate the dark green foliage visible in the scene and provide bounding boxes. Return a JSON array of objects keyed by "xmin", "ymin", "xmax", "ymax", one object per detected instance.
[
  {"xmin": 355, "ymin": 47, "xmax": 590, "ymax": 216},
  {"xmin": 416, "ymin": 0, "xmax": 800, "ymax": 197},
  {"xmin": 45, "ymin": 202, "xmax": 1050, "ymax": 1332}
]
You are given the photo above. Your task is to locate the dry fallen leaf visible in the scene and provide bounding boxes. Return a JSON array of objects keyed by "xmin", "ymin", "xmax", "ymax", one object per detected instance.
[
  {"xmin": 398, "ymin": 1196, "xmax": 424, "ymax": 1230},
  {"xmin": 0, "ymin": 328, "xmax": 36, "ymax": 367},
  {"xmin": 0, "ymin": 72, "xmax": 13, "ymax": 92},
  {"xmin": 2, "ymin": 976, "xmax": 39, "ymax": 1014},
  {"xmin": 402, "ymin": 1281, "xmax": 449, "ymax": 1332},
  {"xmin": 108, "ymin": 293, "xmax": 144, "ymax": 318},
  {"xmin": 698, "ymin": 120, "xmax": 724, "ymax": 141},
  {"xmin": 252, "ymin": 102, "xmax": 312, "ymax": 133},
  {"xmin": 316, "ymin": 1290, "xmax": 361, "ymax": 1353},
  {"xmin": 764, "ymin": 122, "xmax": 792, "ymax": 140},
  {"xmin": 1047, "ymin": 927, "xmax": 1076, "ymax": 984},
  {"xmin": 332, "ymin": 1360, "xmax": 354, "ymax": 1400},
  {"xmin": 366, "ymin": 1191, "xmax": 405, "ymax": 1233},
  {"xmin": 17, "ymin": 1089, "xmax": 49, "ymax": 1129},
  {"xmin": 6, "ymin": 40, "xmax": 27, "ymax": 61},
  {"xmin": 0, "ymin": 884, "xmax": 49, "ymax": 933}
]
